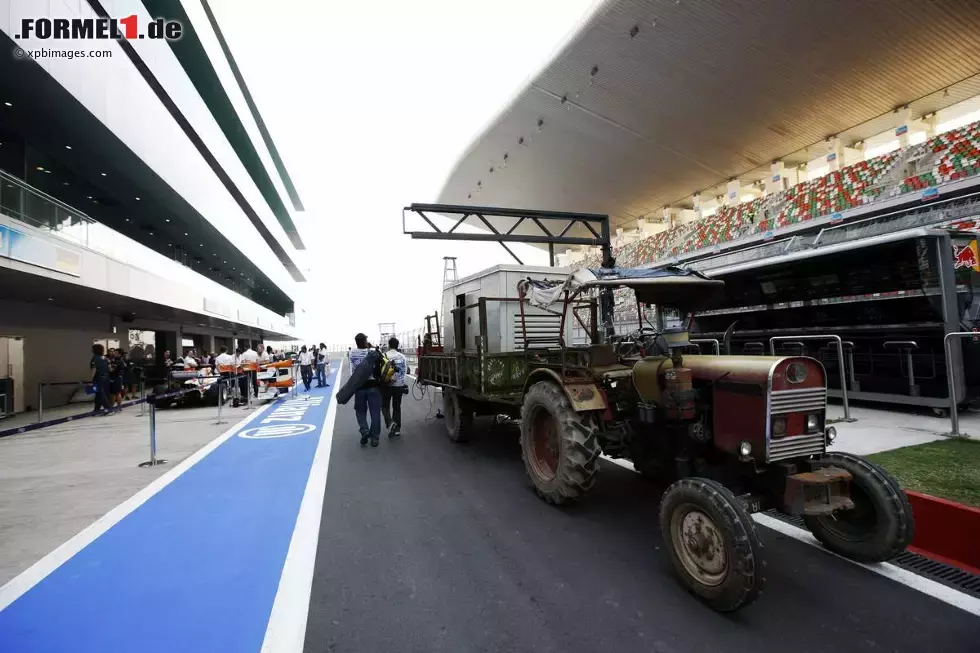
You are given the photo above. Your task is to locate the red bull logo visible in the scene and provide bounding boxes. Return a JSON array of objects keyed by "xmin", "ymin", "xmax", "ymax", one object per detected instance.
[{"xmin": 953, "ymin": 239, "xmax": 980, "ymax": 271}]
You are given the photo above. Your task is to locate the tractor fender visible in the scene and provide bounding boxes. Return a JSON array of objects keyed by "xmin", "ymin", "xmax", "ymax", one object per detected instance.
[{"xmin": 522, "ymin": 369, "xmax": 607, "ymax": 412}]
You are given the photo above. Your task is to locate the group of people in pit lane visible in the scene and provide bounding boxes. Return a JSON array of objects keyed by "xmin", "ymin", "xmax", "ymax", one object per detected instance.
[
  {"xmin": 88, "ymin": 344, "xmax": 145, "ymax": 416},
  {"xmin": 295, "ymin": 343, "xmax": 332, "ymax": 392},
  {"xmin": 346, "ymin": 334, "xmax": 409, "ymax": 447}
]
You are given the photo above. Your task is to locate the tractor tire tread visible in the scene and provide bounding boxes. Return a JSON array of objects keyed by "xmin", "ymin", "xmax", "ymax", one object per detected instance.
[
  {"xmin": 660, "ymin": 477, "xmax": 766, "ymax": 612},
  {"xmin": 520, "ymin": 382, "xmax": 600, "ymax": 505}
]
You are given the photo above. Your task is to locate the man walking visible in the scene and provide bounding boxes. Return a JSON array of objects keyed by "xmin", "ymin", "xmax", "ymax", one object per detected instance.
[
  {"xmin": 381, "ymin": 337, "xmax": 408, "ymax": 437},
  {"xmin": 316, "ymin": 342, "xmax": 329, "ymax": 388},
  {"xmin": 349, "ymin": 333, "xmax": 382, "ymax": 447},
  {"xmin": 298, "ymin": 345, "xmax": 314, "ymax": 392},
  {"xmin": 242, "ymin": 342, "xmax": 259, "ymax": 398}
]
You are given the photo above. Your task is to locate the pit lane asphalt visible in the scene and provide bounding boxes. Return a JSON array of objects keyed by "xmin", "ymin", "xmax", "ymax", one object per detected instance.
[{"xmin": 304, "ymin": 386, "xmax": 979, "ymax": 653}]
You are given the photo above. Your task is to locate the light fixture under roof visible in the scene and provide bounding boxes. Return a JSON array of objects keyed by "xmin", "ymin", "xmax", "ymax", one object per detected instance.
[
  {"xmin": 96, "ymin": 306, "xmax": 101, "ymax": 309},
  {"xmin": 3, "ymin": 101, "xmax": 11, "ymax": 107},
  {"xmin": 65, "ymin": 145, "xmax": 72, "ymax": 150},
  {"xmin": 100, "ymin": 172, "xmax": 107, "ymax": 177},
  {"xmin": 184, "ymin": 232, "xmax": 188, "ymax": 236},
  {"xmin": 44, "ymin": 170, "xmax": 51, "ymax": 174},
  {"xmin": 35, "ymin": 166, "xmax": 43, "ymax": 171},
  {"xmin": 135, "ymin": 196, "xmax": 140, "ymax": 201}
]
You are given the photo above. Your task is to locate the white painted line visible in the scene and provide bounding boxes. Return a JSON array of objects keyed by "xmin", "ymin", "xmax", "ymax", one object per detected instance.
[
  {"xmin": 0, "ymin": 401, "xmax": 277, "ymax": 612},
  {"xmin": 600, "ymin": 455, "xmax": 980, "ymax": 618},
  {"xmin": 752, "ymin": 513, "xmax": 980, "ymax": 617},
  {"xmin": 261, "ymin": 359, "xmax": 345, "ymax": 653}
]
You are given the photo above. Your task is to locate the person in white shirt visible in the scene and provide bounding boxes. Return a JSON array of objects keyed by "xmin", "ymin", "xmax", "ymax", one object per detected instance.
[
  {"xmin": 349, "ymin": 333, "xmax": 382, "ymax": 446},
  {"xmin": 214, "ymin": 346, "xmax": 240, "ymax": 407},
  {"xmin": 316, "ymin": 342, "xmax": 330, "ymax": 388},
  {"xmin": 241, "ymin": 344, "xmax": 259, "ymax": 398},
  {"xmin": 260, "ymin": 346, "xmax": 273, "ymax": 365},
  {"xmin": 183, "ymin": 350, "xmax": 198, "ymax": 369},
  {"xmin": 233, "ymin": 345, "xmax": 249, "ymax": 403},
  {"xmin": 381, "ymin": 337, "xmax": 408, "ymax": 437},
  {"xmin": 297, "ymin": 345, "xmax": 314, "ymax": 391}
]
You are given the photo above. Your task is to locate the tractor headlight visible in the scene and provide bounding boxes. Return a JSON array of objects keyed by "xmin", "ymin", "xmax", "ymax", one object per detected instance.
[
  {"xmin": 772, "ymin": 417, "xmax": 787, "ymax": 436},
  {"xmin": 786, "ymin": 363, "xmax": 808, "ymax": 384},
  {"xmin": 826, "ymin": 426, "xmax": 837, "ymax": 443},
  {"xmin": 739, "ymin": 441, "xmax": 752, "ymax": 457},
  {"xmin": 805, "ymin": 413, "xmax": 820, "ymax": 433}
]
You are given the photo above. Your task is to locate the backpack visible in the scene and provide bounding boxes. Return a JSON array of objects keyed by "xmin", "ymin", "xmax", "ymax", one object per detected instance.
[{"xmin": 376, "ymin": 348, "xmax": 397, "ymax": 384}]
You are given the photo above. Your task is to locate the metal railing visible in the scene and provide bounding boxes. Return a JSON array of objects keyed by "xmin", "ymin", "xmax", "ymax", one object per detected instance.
[
  {"xmin": 770, "ymin": 335, "xmax": 852, "ymax": 422},
  {"xmin": 0, "ymin": 169, "xmax": 92, "ymax": 247},
  {"xmin": 690, "ymin": 338, "xmax": 720, "ymax": 355},
  {"xmin": 943, "ymin": 332, "xmax": 976, "ymax": 437},
  {"xmin": 883, "ymin": 341, "xmax": 920, "ymax": 398},
  {"xmin": 0, "ymin": 170, "xmax": 269, "ymax": 307}
]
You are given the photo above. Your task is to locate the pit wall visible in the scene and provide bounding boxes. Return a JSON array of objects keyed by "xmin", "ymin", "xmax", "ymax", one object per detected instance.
[{"xmin": 906, "ymin": 490, "xmax": 980, "ymax": 574}]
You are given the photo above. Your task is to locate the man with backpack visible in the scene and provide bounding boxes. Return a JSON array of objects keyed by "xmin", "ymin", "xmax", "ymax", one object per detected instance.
[
  {"xmin": 381, "ymin": 337, "xmax": 408, "ymax": 437},
  {"xmin": 349, "ymin": 333, "xmax": 383, "ymax": 447}
]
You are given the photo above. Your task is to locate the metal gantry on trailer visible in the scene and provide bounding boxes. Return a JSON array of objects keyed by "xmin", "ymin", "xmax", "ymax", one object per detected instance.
[{"xmin": 687, "ymin": 224, "xmax": 980, "ymax": 412}]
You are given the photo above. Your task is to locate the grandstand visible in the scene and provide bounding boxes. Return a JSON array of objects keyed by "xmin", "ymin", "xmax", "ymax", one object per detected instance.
[{"xmin": 560, "ymin": 117, "xmax": 980, "ymax": 271}]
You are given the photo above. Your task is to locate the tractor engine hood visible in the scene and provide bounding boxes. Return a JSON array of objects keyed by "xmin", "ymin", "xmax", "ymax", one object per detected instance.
[{"xmin": 632, "ymin": 355, "xmax": 786, "ymax": 404}]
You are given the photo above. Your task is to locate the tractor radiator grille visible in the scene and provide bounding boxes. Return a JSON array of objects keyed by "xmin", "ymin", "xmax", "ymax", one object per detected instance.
[
  {"xmin": 770, "ymin": 387, "xmax": 826, "ymax": 415},
  {"xmin": 768, "ymin": 433, "xmax": 825, "ymax": 461}
]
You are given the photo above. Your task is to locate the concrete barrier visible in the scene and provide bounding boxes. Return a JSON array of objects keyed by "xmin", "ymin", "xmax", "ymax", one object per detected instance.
[{"xmin": 906, "ymin": 490, "xmax": 980, "ymax": 574}]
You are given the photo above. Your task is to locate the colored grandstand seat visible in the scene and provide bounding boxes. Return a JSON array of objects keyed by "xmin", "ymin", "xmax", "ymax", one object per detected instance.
[{"xmin": 567, "ymin": 121, "xmax": 980, "ymax": 280}]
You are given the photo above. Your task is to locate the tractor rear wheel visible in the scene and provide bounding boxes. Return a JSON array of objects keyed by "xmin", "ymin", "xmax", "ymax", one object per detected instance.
[
  {"xmin": 443, "ymin": 389, "xmax": 474, "ymax": 443},
  {"xmin": 660, "ymin": 477, "xmax": 765, "ymax": 612},
  {"xmin": 520, "ymin": 382, "xmax": 600, "ymax": 504},
  {"xmin": 803, "ymin": 452, "xmax": 914, "ymax": 562}
]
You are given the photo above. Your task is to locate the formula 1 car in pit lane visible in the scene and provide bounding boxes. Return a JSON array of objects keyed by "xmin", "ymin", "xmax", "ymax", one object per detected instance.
[
  {"xmin": 256, "ymin": 359, "xmax": 298, "ymax": 396},
  {"xmin": 153, "ymin": 365, "xmax": 226, "ymax": 409}
]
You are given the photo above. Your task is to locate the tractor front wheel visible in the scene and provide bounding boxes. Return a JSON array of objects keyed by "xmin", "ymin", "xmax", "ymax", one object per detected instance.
[
  {"xmin": 520, "ymin": 382, "xmax": 600, "ymax": 504},
  {"xmin": 443, "ymin": 389, "xmax": 474, "ymax": 443},
  {"xmin": 803, "ymin": 452, "xmax": 914, "ymax": 562},
  {"xmin": 660, "ymin": 477, "xmax": 765, "ymax": 612}
]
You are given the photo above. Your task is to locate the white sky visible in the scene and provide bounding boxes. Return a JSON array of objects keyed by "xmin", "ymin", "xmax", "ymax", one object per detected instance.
[{"xmin": 208, "ymin": 0, "xmax": 598, "ymax": 345}]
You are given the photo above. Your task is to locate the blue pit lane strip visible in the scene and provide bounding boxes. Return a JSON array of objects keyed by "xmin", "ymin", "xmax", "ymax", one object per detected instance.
[{"xmin": 0, "ymin": 366, "xmax": 340, "ymax": 652}]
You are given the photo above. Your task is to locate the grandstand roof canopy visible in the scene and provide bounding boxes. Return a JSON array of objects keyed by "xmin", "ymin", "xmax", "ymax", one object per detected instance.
[{"xmin": 438, "ymin": 0, "xmax": 980, "ymax": 231}]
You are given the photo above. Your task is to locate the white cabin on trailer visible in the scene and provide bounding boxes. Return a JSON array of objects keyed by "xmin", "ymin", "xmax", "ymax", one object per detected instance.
[{"xmin": 441, "ymin": 265, "xmax": 576, "ymax": 354}]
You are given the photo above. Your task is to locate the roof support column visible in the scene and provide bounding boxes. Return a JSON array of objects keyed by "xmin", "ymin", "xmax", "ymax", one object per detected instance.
[
  {"xmin": 921, "ymin": 112, "xmax": 938, "ymax": 138},
  {"xmin": 662, "ymin": 206, "xmax": 681, "ymax": 230},
  {"xmin": 725, "ymin": 179, "xmax": 742, "ymax": 206},
  {"xmin": 692, "ymin": 193, "xmax": 702, "ymax": 219},
  {"xmin": 895, "ymin": 105, "xmax": 912, "ymax": 148},
  {"xmin": 826, "ymin": 136, "xmax": 844, "ymax": 172},
  {"xmin": 767, "ymin": 161, "xmax": 786, "ymax": 195}
]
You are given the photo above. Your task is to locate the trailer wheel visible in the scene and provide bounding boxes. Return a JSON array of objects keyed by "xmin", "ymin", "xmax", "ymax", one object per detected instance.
[
  {"xmin": 443, "ymin": 389, "xmax": 474, "ymax": 443},
  {"xmin": 803, "ymin": 452, "xmax": 914, "ymax": 562},
  {"xmin": 660, "ymin": 477, "xmax": 765, "ymax": 612},
  {"xmin": 520, "ymin": 382, "xmax": 600, "ymax": 504}
]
